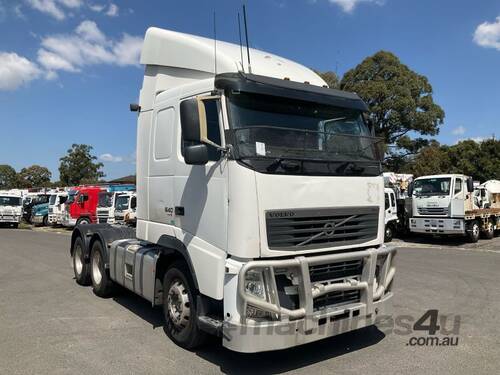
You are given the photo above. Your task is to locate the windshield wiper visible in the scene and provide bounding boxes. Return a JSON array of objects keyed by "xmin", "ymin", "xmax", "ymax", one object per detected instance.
[
  {"xmin": 266, "ymin": 158, "xmax": 301, "ymax": 173},
  {"xmin": 336, "ymin": 161, "xmax": 365, "ymax": 175}
]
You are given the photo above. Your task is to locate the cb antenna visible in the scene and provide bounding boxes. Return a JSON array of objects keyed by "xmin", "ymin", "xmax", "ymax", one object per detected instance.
[
  {"xmin": 242, "ymin": 4, "xmax": 252, "ymax": 74},
  {"xmin": 238, "ymin": 12, "xmax": 244, "ymax": 73},
  {"xmin": 213, "ymin": 11, "xmax": 217, "ymax": 74}
]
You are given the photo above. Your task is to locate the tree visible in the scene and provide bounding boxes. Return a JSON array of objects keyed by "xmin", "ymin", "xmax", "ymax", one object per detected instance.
[
  {"xmin": 17, "ymin": 165, "xmax": 52, "ymax": 188},
  {"xmin": 340, "ymin": 51, "xmax": 445, "ymax": 171},
  {"xmin": 403, "ymin": 141, "xmax": 451, "ymax": 177},
  {"xmin": 315, "ymin": 70, "xmax": 340, "ymax": 89},
  {"xmin": 59, "ymin": 144, "xmax": 104, "ymax": 186},
  {"xmin": 447, "ymin": 139, "xmax": 500, "ymax": 181},
  {"xmin": 0, "ymin": 164, "xmax": 17, "ymax": 189}
]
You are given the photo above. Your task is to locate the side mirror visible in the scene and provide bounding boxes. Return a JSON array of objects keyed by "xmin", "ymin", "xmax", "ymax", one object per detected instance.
[
  {"xmin": 467, "ymin": 177, "xmax": 474, "ymax": 193},
  {"xmin": 408, "ymin": 182, "xmax": 414, "ymax": 197},
  {"xmin": 184, "ymin": 144, "xmax": 208, "ymax": 165},
  {"xmin": 362, "ymin": 113, "xmax": 375, "ymax": 136},
  {"xmin": 180, "ymin": 98, "xmax": 203, "ymax": 143}
]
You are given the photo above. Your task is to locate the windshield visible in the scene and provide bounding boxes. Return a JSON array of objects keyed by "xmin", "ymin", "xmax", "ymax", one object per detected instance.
[
  {"xmin": 49, "ymin": 195, "xmax": 57, "ymax": 205},
  {"xmin": 98, "ymin": 192, "xmax": 113, "ymax": 207},
  {"xmin": 413, "ymin": 178, "xmax": 451, "ymax": 197},
  {"xmin": 67, "ymin": 191, "xmax": 77, "ymax": 204},
  {"xmin": 0, "ymin": 196, "xmax": 22, "ymax": 206},
  {"xmin": 115, "ymin": 196, "xmax": 130, "ymax": 211},
  {"xmin": 226, "ymin": 92, "xmax": 382, "ymax": 175}
]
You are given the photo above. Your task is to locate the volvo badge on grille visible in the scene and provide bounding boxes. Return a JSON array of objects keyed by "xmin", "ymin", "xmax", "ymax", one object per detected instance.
[{"xmin": 295, "ymin": 214, "xmax": 358, "ymax": 246}]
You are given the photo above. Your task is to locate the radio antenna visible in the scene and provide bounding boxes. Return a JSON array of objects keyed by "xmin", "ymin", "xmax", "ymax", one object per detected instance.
[
  {"xmin": 242, "ymin": 4, "xmax": 252, "ymax": 74},
  {"xmin": 237, "ymin": 12, "xmax": 244, "ymax": 72},
  {"xmin": 213, "ymin": 11, "xmax": 217, "ymax": 74}
]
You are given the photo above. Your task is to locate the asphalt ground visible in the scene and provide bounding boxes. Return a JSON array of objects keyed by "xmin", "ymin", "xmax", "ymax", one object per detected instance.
[{"xmin": 0, "ymin": 228, "xmax": 499, "ymax": 375}]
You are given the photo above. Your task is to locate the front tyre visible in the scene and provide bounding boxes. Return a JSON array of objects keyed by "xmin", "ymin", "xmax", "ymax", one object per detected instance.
[
  {"xmin": 90, "ymin": 241, "xmax": 115, "ymax": 297},
  {"xmin": 482, "ymin": 220, "xmax": 494, "ymax": 240},
  {"xmin": 72, "ymin": 237, "xmax": 91, "ymax": 285},
  {"xmin": 163, "ymin": 261, "xmax": 207, "ymax": 350},
  {"xmin": 467, "ymin": 220, "xmax": 480, "ymax": 243},
  {"xmin": 384, "ymin": 225, "xmax": 393, "ymax": 243},
  {"xmin": 77, "ymin": 217, "xmax": 90, "ymax": 226}
]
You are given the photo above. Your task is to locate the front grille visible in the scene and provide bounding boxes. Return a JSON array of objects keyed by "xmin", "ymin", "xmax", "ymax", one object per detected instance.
[
  {"xmin": 309, "ymin": 259, "xmax": 363, "ymax": 283},
  {"xmin": 98, "ymin": 218, "xmax": 108, "ymax": 224},
  {"xmin": 314, "ymin": 290, "xmax": 361, "ymax": 311},
  {"xmin": 266, "ymin": 207, "xmax": 379, "ymax": 250},
  {"xmin": 417, "ymin": 207, "xmax": 448, "ymax": 216}
]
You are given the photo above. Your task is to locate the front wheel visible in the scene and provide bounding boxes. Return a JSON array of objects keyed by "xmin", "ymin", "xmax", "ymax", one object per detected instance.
[
  {"xmin": 467, "ymin": 221, "xmax": 480, "ymax": 243},
  {"xmin": 163, "ymin": 261, "xmax": 207, "ymax": 350},
  {"xmin": 77, "ymin": 217, "xmax": 90, "ymax": 225},
  {"xmin": 90, "ymin": 241, "xmax": 115, "ymax": 297},
  {"xmin": 482, "ymin": 221, "xmax": 494, "ymax": 240},
  {"xmin": 384, "ymin": 225, "xmax": 393, "ymax": 243}
]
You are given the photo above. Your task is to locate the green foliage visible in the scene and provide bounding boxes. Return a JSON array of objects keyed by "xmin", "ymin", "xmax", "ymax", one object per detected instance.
[
  {"xmin": 405, "ymin": 139, "xmax": 500, "ymax": 181},
  {"xmin": 315, "ymin": 70, "xmax": 340, "ymax": 89},
  {"xmin": 340, "ymin": 51, "xmax": 445, "ymax": 170},
  {"xmin": 59, "ymin": 144, "xmax": 104, "ymax": 186},
  {"xmin": 17, "ymin": 165, "xmax": 52, "ymax": 188},
  {"xmin": 0, "ymin": 165, "xmax": 18, "ymax": 189}
]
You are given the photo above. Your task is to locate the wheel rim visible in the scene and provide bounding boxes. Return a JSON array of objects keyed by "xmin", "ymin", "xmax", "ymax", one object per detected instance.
[
  {"xmin": 167, "ymin": 279, "xmax": 191, "ymax": 329},
  {"xmin": 385, "ymin": 227, "xmax": 391, "ymax": 238},
  {"xmin": 80, "ymin": 219, "xmax": 88, "ymax": 225},
  {"xmin": 487, "ymin": 223, "xmax": 493, "ymax": 233},
  {"xmin": 92, "ymin": 251, "xmax": 102, "ymax": 285},
  {"xmin": 74, "ymin": 245, "xmax": 83, "ymax": 275},
  {"xmin": 473, "ymin": 224, "xmax": 479, "ymax": 237}
]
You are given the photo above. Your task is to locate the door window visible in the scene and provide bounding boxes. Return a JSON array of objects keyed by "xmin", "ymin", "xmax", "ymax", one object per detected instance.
[{"xmin": 454, "ymin": 179, "xmax": 462, "ymax": 195}]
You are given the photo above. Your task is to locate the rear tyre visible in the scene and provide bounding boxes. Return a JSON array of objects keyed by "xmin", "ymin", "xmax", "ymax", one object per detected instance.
[
  {"xmin": 467, "ymin": 221, "xmax": 480, "ymax": 243},
  {"xmin": 482, "ymin": 221, "xmax": 494, "ymax": 240},
  {"xmin": 384, "ymin": 225, "xmax": 393, "ymax": 243},
  {"xmin": 77, "ymin": 217, "xmax": 90, "ymax": 226},
  {"xmin": 73, "ymin": 237, "xmax": 91, "ymax": 285},
  {"xmin": 90, "ymin": 241, "xmax": 115, "ymax": 297},
  {"xmin": 163, "ymin": 261, "xmax": 207, "ymax": 350}
]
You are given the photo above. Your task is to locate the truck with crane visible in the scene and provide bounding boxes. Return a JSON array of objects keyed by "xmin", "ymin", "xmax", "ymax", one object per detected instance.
[{"xmin": 69, "ymin": 27, "xmax": 396, "ymax": 353}]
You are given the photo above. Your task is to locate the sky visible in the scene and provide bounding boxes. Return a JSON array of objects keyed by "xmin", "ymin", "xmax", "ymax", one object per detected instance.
[{"xmin": 0, "ymin": 0, "xmax": 499, "ymax": 181}]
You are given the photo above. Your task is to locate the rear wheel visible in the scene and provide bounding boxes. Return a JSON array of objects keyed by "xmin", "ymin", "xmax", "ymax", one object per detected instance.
[
  {"xmin": 42, "ymin": 215, "xmax": 48, "ymax": 226},
  {"xmin": 72, "ymin": 237, "xmax": 90, "ymax": 285},
  {"xmin": 467, "ymin": 220, "xmax": 480, "ymax": 243},
  {"xmin": 90, "ymin": 241, "xmax": 115, "ymax": 297},
  {"xmin": 163, "ymin": 261, "xmax": 207, "ymax": 350},
  {"xmin": 482, "ymin": 220, "xmax": 494, "ymax": 240}
]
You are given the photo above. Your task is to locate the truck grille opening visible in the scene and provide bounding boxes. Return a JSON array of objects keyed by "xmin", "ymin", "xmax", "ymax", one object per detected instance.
[
  {"xmin": 309, "ymin": 259, "xmax": 363, "ymax": 283},
  {"xmin": 313, "ymin": 290, "xmax": 361, "ymax": 311},
  {"xmin": 417, "ymin": 207, "xmax": 448, "ymax": 216},
  {"xmin": 266, "ymin": 207, "xmax": 379, "ymax": 250}
]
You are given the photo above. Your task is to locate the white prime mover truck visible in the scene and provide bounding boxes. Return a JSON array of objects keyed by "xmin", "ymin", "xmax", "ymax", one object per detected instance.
[
  {"xmin": 70, "ymin": 28, "xmax": 396, "ymax": 353},
  {"xmin": 409, "ymin": 174, "xmax": 500, "ymax": 242},
  {"xmin": 0, "ymin": 191, "xmax": 23, "ymax": 228}
]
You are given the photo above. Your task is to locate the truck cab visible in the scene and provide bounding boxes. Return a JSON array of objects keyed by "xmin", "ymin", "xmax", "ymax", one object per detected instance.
[
  {"xmin": 0, "ymin": 192, "xmax": 23, "ymax": 228},
  {"xmin": 114, "ymin": 192, "xmax": 137, "ymax": 226},
  {"xmin": 70, "ymin": 28, "xmax": 396, "ymax": 353},
  {"xmin": 23, "ymin": 193, "xmax": 51, "ymax": 223},
  {"xmin": 32, "ymin": 202, "xmax": 49, "ymax": 226},
  {"xmin": 97, "ymin": 185, "xmax": 135, "ymax": 224},
  {"xmin": 62, "ymin": 186, "xmax": 104, "ymax": 227},
  {"xmin": 384, "ymin": 188, "xmax": 398, "ymax": 242},
  {"xmin": 48, "ymin": 192, "xmax": 68, "ymax": 225}
]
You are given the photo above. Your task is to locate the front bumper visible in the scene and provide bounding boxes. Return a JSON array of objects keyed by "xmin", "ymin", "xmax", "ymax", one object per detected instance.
[
  {"xmin": 223, "ymin": 245, "xmax": 396, "ymax": 353},
  {"xmin": 409, "ymin": 217, "xmax": 464, "ymax": 234},
  {"xmin": 61, "ymin": 216, "xmax": 77, "ymax": 227},
  {"xmin": 32, "ymin": 215, "xmax": 45, "ymax": 224},
  {"xmin": 0, "ymin": 216, "xmax": 21, "ymax": 223}
]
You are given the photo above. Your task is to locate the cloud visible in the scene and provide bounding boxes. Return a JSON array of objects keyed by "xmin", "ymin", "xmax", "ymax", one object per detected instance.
[
  {"xmin": 106, "ymin": 3, "xmax": 118, "ymax": 17},
  {"xmin": 37, "ymin": 20, "xmax": 143, "ymax": 75},
  {"xmin": 88, "ymin": 3, "xmax": 105, "ymax": 12},
  {"xmin": 99, "ymin": 151, "xmax": 135, "ymax": 163},
  {"xmin": 473, "ymin": 16, "xmax": 500, "ymax": 51},
  {"xmin": 99, "ymin": 153, "xmax": 123, "ymax": 162},
  {"xmin": 451, "ymin": 125, "xmax": 466, "ymax": 136},
  {"xmin": 26, "ymin": 0, "xmax": 91, "ymax": 20},
  {"xmin": 327, "ymin": 0, "xmax": 384, "ymax": 13},
  {"xmin": 0, "ymin": 52, "xmax": 41, "ymax": 90}
]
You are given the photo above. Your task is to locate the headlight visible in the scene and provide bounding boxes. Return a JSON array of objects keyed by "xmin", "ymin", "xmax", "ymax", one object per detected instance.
[{"xmin": 245, "ymin": 270, "xmax": 267, "ymax": 300}]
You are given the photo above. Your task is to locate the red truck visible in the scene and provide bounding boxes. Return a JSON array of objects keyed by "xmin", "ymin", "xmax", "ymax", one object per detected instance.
[{"xmin": 61, "ymin": 186, "xmax": 104, "ymax": 227}]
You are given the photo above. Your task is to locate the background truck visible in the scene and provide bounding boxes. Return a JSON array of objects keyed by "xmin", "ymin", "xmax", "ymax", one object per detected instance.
[
  {"xmin": 113, "ymin": 192, "xmax": 137, "ymax": 226},
  {"xmin": 23, "ymin": 193, "xmax": 51, "ymax": 223},
  {"xmin": 48, "ymin": 191, "xmax": 68, "ymax": 225},
  {"xmin": 409, "ymin": 174, "xmax": 500, "ymax": 242},
  {"xmin": 69, "ymin": 27, "xmax": 396, "ymax": 353},
  {"xmin": 62, "ymin": 186, "xmax": 104, "ymax": 227},
  {"xmin": 97, "ymin": 184, "xmax": 136, "ymax": 224},
  {"xmin": 0, "ymin": 191, "xmax": 23, "ymax": 228},
  {"xmin": 32, "ymin": 202, "xmax": 49, "ymax": 226},
  {"xmin": 384, "ymin": 188, "xmax": 398, "ymax": 242}
]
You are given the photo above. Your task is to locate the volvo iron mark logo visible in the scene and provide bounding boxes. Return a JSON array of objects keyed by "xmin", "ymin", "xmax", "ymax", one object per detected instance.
[{"xmin": 268, "ymin": 211, "xmax": 296, "ymax": 218}]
